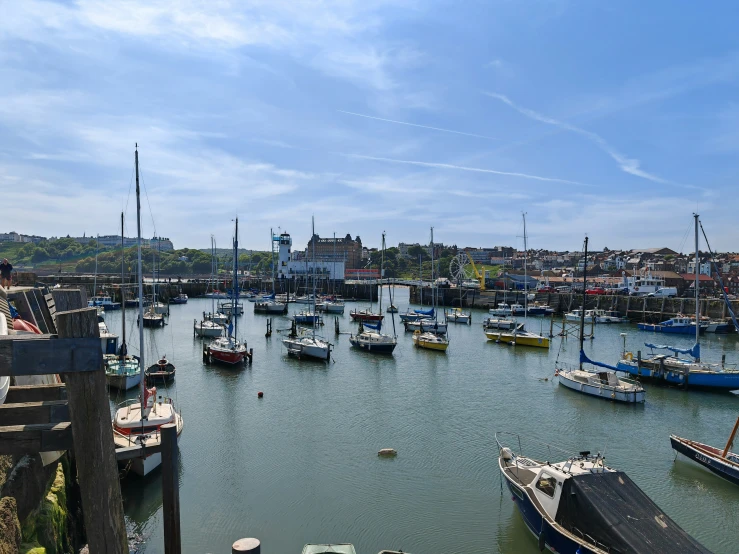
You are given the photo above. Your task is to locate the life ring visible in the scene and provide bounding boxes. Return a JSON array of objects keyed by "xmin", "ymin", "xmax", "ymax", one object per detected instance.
[{"xmin": 625, "ymin": 352, "xmax": 633, "ymax": 361}]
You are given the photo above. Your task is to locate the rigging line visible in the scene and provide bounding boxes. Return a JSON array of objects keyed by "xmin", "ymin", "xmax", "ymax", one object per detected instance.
[
  {"xmin": 123, "ymin": 162, "xmax": 135, "ymax": 217},
  {"xmin": 677, "ymin": 219, "xmax": 692, "ymax": 254},
  {"xmin": 137, "ymin": 164, "xmax": 158, "ymax": 238}
]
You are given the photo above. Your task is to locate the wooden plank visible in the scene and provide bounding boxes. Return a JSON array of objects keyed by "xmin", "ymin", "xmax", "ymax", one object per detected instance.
[
  {"xmin": 115, "ymin": 443, "xmax": 163, "ymax": 461},
  {"xmin": 0, "ymin": 400, "xmax": 69, "ymax": 426},
  {"xmin": 29, "ymin": 289, "xmax": 55, "ymax": 333},
  {"xmin": 5, "ymin": 384, "xmax": 67, "ymax": 403},
  {"xmin": 56, "ymin": 307, "xmax": 129, "ymax": 554},
  {"xmin": 8, "ymin": 291, "xmax": 38, "ymax": 328},
  {"xmin": 161, "ymin": 423, "xmax": 181, "ymax": 554},
  {"xmin": 0, "ymin": 334, "xmax": 101, "ymax": 377},
  {"xmin": 0, "ymin": 422, "xmax": 73, "ymax": 454},
  {"xmin": 50, "ymin": 289, "xmax": 86, "ymax": 314}
]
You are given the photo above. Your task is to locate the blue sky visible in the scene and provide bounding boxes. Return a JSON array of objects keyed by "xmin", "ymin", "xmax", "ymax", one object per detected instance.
[{"xmin": 1, "ymin": 1, "xmax": 738, "ymax": 252}]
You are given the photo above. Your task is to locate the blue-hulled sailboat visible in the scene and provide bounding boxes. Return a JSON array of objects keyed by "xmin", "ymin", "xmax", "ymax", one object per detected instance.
[
  {"xmin": 671, "ymin": 416, "xmax": 739, "ymax": 487},
  {"xmin": 616, "ymin": 214, "xmax": 739, "ymax": 391}
]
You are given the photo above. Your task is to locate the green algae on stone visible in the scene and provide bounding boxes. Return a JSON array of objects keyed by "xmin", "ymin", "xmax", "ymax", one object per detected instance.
[{"xmin": 20, "ymin": 463, "xmax": 70, "ymax": 554}]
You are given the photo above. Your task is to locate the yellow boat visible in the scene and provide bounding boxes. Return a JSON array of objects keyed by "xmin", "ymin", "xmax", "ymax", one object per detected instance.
[
  {"xmin": 412, "ymin": 330, "xmax": 449, "ymax": 352},
  {"xmin": 484, "ymin": 329, "xmax": 549, "ymax": 349}
]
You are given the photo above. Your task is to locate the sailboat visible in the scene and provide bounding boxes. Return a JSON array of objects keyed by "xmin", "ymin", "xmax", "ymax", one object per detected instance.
[
  {"xmin": 484, "ymin": 214, "xmax": 549, "ymax": 348},
  {"xmin": 616, "ymin": 214, "xmax": 739, "ymax": 390},
  {"xmin": 350, "ymin": 232, "xmax": 398, "ymax": 354},
  {"xmin": 282, "ymin": 217, "xmax": 333, "ymax": 361},
  {"xmin": 105, "ymin": 212, "xmax": 142, "ymax": 391},
  {"xmin": 413, "ymin": 227, "xmax": 449, "ymax": 352},
  {"xmin": 671, "ymin": 416, "xmax": 739, "ymax": 486},
  {"xmin": 195, "ymin": 236, "xmax": 226, "ymax": 338},
  {"xmin": 113, "ymin": 144, "xmax": 183, "ymax": 477},
  {"xmin": 555, "ymin": 236, "xmax": 646, "ymax": 403},
  {"xmin": 349, "ymin": 270, "xmax": 384, "ymax": 322},
  {"xmin": 206, "ymin": 218, "xmax": 248, "ymax": 365},
  {"xmin": 140, "ymin": 251, "xmax": 165, "ymax": 329}
]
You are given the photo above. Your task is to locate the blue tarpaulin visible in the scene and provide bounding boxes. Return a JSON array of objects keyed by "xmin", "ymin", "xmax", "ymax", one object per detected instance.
[
  {"xmin": 364, "ymin": 320, "xmax": 382, "ymax": 331},
  {"xmin": 580, "ymin": 350, "xmax": 621, "ymax": 372},
  {"xmin": 414, "ymin": 307, "xmax": 434, "ymax": 316},
  {"xmin": 645, "ymin": 342, "xmax": 700, "ymax": 359}
]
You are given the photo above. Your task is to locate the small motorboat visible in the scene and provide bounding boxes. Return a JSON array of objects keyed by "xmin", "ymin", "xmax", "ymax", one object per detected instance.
[
  {"xmin": 169, "ymin": 293, "xmax": 188, "ymax": 304},
  {"xmin": 349, "ymin": 322, "xmax": 397, "ymax": 354},
  {"xmin": 139, "ymin": 307, "xmax": 165, "ymax": 327},
  {"xmin": 671, "ymin": 416, "xmax": 739, "ymax": 486},
  {"xmin": 638, "ymin": 314, "xmax": 706, "ymax": 335},
  {"xmin": 105, "ymin": 355, "xmax": 141, "ymax": 390},
  {"xmin": 446, "ymin": 307, "xmax": 470, "ymax": 324},
  {"xmin": 496, "ymin": 433, "xmax": 710, "ymax": 554},
  {"xmin": 145, "ymin": 357, "xmax": 176, "ymax": 383},
  {"xmin": 301, "ymin": 545, "xmax": 356, "ymax": 554},
  {"xmin": 386, "ymin": 304, "xmax": 398, "ymax": 314}
]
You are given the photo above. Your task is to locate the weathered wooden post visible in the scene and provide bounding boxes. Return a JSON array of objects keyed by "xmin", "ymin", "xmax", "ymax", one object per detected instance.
[
  {"xmin": 56, "ymin": 307, "xmax": 129, "ymax": 554},
  {"xmin": 161, "ymin": 423, "xmax": 181, "ymax": 554},
  {"xmin": 232, "ymin": 537, "xmax": 261, "ymax": 553}
]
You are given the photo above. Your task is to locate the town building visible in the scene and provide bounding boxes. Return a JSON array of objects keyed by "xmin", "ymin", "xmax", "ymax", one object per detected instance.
[
  {"xmin": 308, "ymin": 233, "xmax": 363, "ymax": 269},
  {"xmin": 274, "ymin": 232, "xmax": 345, "ymax": 281},
  {"xmin": 150, "ymin": 237, "xmax": 174, "ymax": 251}
]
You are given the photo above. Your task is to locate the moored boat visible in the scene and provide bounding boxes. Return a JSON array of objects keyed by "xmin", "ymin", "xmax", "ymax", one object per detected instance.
[
  {"xmin": 404, "ymin": 318, "xmax": 447, "ymax": 334},
  {"xmin": 638, "ymin": 314, "xmax": 705, "ymax": 335},
  {"xmin": 496, "ymin": 433, "xmax": 710, "ymax": 554},
  {"xmin": 145, "ymin": 357, "xmax": 175, "ymax": 383},
  {"xmin": 193, "ymin": 319, "xmax": 224, "ymax": 338},
  {"xmin": 412, "ymin": 330, "xmax": 448, "ymax": 351},
  {"xmin": 446, "ymin": 307, "xmax": 471, "ymax": 324},
  {"xmin": 169, "ymin": 292, "xmax": 188, "ymax": 304},
  {"xmin": 670, "ymin": 416, "xmax": 739, "ymax": 486}
]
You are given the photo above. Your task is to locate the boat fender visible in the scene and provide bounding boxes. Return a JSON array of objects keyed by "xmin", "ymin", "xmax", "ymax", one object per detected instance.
[
  {"xmin": 625, "ymin": 352, "xmax": 633, "ymax": 361},
  {"xmin": 538, "ymin": 520, "xmax": 548, "ymax": 551}
]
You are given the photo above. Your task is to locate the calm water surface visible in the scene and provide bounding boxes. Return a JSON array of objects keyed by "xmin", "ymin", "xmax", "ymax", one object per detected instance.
[{"xmin": 104, "ymin": 288, "xmax": 739, "ymax": 554}]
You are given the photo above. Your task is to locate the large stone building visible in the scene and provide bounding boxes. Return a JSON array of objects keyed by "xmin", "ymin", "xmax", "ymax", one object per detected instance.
[
  {"xmin": 307, "ymin": 233, "xmax": 363, "ymax": 269},
  {"xmin": 274, "ymin": 232, "xmax": 345, "ymax": 280}
]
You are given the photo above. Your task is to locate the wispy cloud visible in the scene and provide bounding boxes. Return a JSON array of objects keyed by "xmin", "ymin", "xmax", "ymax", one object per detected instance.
[
  {"xmin": 338, "ymin": 110, "xmax": 497, "ymax": 139},
  {"xmin": 342, "ymin": 153, "xmax": 594, "ymax": 186},
  {"xmin": 486, "ymin": 92, "xmax": 669, "ymax": 184}
]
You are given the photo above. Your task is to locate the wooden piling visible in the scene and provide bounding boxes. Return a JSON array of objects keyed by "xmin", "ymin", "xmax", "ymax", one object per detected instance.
[
  {"xmin": 56, "ymin": 307, "xmax": 129, "ymax": 554},
  {"xmin": 232, "ymin": 538, "xmax": 261, "ymax": 553},
  {"xmin": 161, "ymin": 423, "xmax": 181, "ymax": 554}
]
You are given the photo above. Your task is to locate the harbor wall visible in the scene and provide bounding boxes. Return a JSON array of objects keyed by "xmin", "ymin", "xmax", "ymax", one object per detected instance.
[{"xmin": 410, "ymin": 287, "xmax": 739, "ymax": 322}]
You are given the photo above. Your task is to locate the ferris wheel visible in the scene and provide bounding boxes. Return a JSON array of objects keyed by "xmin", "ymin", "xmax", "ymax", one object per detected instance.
[{"xmin": 449, "ymin": 253, "xmax": 471, "ymax": 283}]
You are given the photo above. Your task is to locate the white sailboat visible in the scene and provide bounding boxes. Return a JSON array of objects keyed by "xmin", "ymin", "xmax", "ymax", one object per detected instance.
[
  {"xmin": 350, "ymin": 232, "xmax": 398, "ymax": 354},
  {"xmin": 112, "ymin": 144, "xmax": 183, "ymax": 476},
  {"xmin": 413, "ymin": 227, "xmax": 449, "ymax": 352},
  {"xmin": 195, "ymin": 236, "xmax": 226, "ymax": 337},
  {"xmin": 282, "ymin": 217, "xmax": 333, "ymax": 361},
  {"xmin": 555, "ymin": 236, "xmax": 646, "ymax": 403}
]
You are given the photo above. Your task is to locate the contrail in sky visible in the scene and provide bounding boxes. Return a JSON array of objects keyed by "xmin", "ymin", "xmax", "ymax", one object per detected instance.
[
  {"xmin": 344, "ymin": 153, "xmax": 593, "ymax": 186},
  {"xmin": 338, "ymin": 110, "xmax": 497, "ymax": 140}
]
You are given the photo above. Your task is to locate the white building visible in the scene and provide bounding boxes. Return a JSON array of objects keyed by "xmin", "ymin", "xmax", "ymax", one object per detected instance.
[
  {"xmin": 274, "ymin": 232, "xmax": 345, "ymax": 280},
  {"xmin": 687, "ymin": 258, "xmax": 712, "ymax": 276}
]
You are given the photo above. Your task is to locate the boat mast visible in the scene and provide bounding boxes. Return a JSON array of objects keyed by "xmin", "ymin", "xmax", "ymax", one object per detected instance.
[
  {"xmin": 579, "ymin": 236, "xmax": 588, "ymax": 369},
  {"xmin": 694, "ymin": 213, "xmax": 700, "ymax": 360},
  {"xmin": 430, "ymin": 227, "xmax": 435, "ymax": 312},
  {"xmin": 523, "ymin": 212, "xmax": 528, "ymax": 325},
  {"xmin": 211, "ymin": 236, "xmax": 216, "ymax": 315},
  {"xmin": 333, "ymin": 232, "xmax": 336, "ymax": 296},
  {"xmin": 233, "ymin": 218, "xmax": 238, "ymax": 343},
  {"xmin": 379, "ymin": 232, "xmax": 384, "ymax": 313},
  {"xmin": 93, "ymin": 235, "xmax": 98, "ymax": 298},
  {"xmin": 120, "ymin": 213, "xmax": 126, "ymax": 359},
  {"xmin": 419, "ymin": 253, "xmax": 423, "ymax": 306},
  {"xmin": 311, "ymin": 216, "xmax": 316, "ymax": 340},
  {"xmin": 134, "ymin": 144, "xmax": 146, "ymax": 418}
]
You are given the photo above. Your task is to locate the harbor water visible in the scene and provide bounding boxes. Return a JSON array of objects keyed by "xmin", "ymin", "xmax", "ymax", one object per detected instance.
[{"xmin": 104, "ymin": 287, "xmax": 739, "ymax": 554}]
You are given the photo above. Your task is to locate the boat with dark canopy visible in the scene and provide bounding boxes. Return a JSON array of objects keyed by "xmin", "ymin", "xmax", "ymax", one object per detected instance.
[{"xmin": 496, "ymin": 432, "xmax": 709, "ymax": 553}]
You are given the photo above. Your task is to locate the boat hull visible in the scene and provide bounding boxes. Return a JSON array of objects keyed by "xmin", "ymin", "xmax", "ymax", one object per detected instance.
[
  {"xmin": 404, "ymin": 320, "xmax": 447, "ymax": 334},
  {"xmin": 207, "ymin": 346, "xmax": 246, "ymax": 365},
  {"xmin": 194, "ymin": 323, "xmax": 223, "ymax": 337},
  {"xmin": 254, "ymin": 302, "xmax": 288, "ymax": 314},
  {"xmin": 557, "ymin": 372, "xmax": 645, "ymax": 403},
  {"xmin": 283, "ymin": 338, "xmax": 331, "ymax": 360},
  {"xmin": 412, "ymin": 334, "xmax": 448, "ymax": 352},
  {"xmin": 637, "ymin": 323, "xmax": 702, "ymax": 334},
  {"xmin": 616, "ymin": 360, "xmax": 739, "ymax": 390},
  {"xmin": 106, "ymin": 372, "xmax": 142, "ymax": 391},
  {"xmin": 670, "ymin": 436, "xmax": 739, "ymax": 486},
  {"xmin": 485, "ymin": 331, "xmax": 549, "ymax": 348},
  {"xmin": 349, "ymin": 337, "xmax": 397, "ymax": 354},
  {"xmin": 502, "ymin": 474, "xmax": 597, "ymax": 554},
  {"xmin": 350, "ymin": 312, "xmax": 384, "ymax": 322}
]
